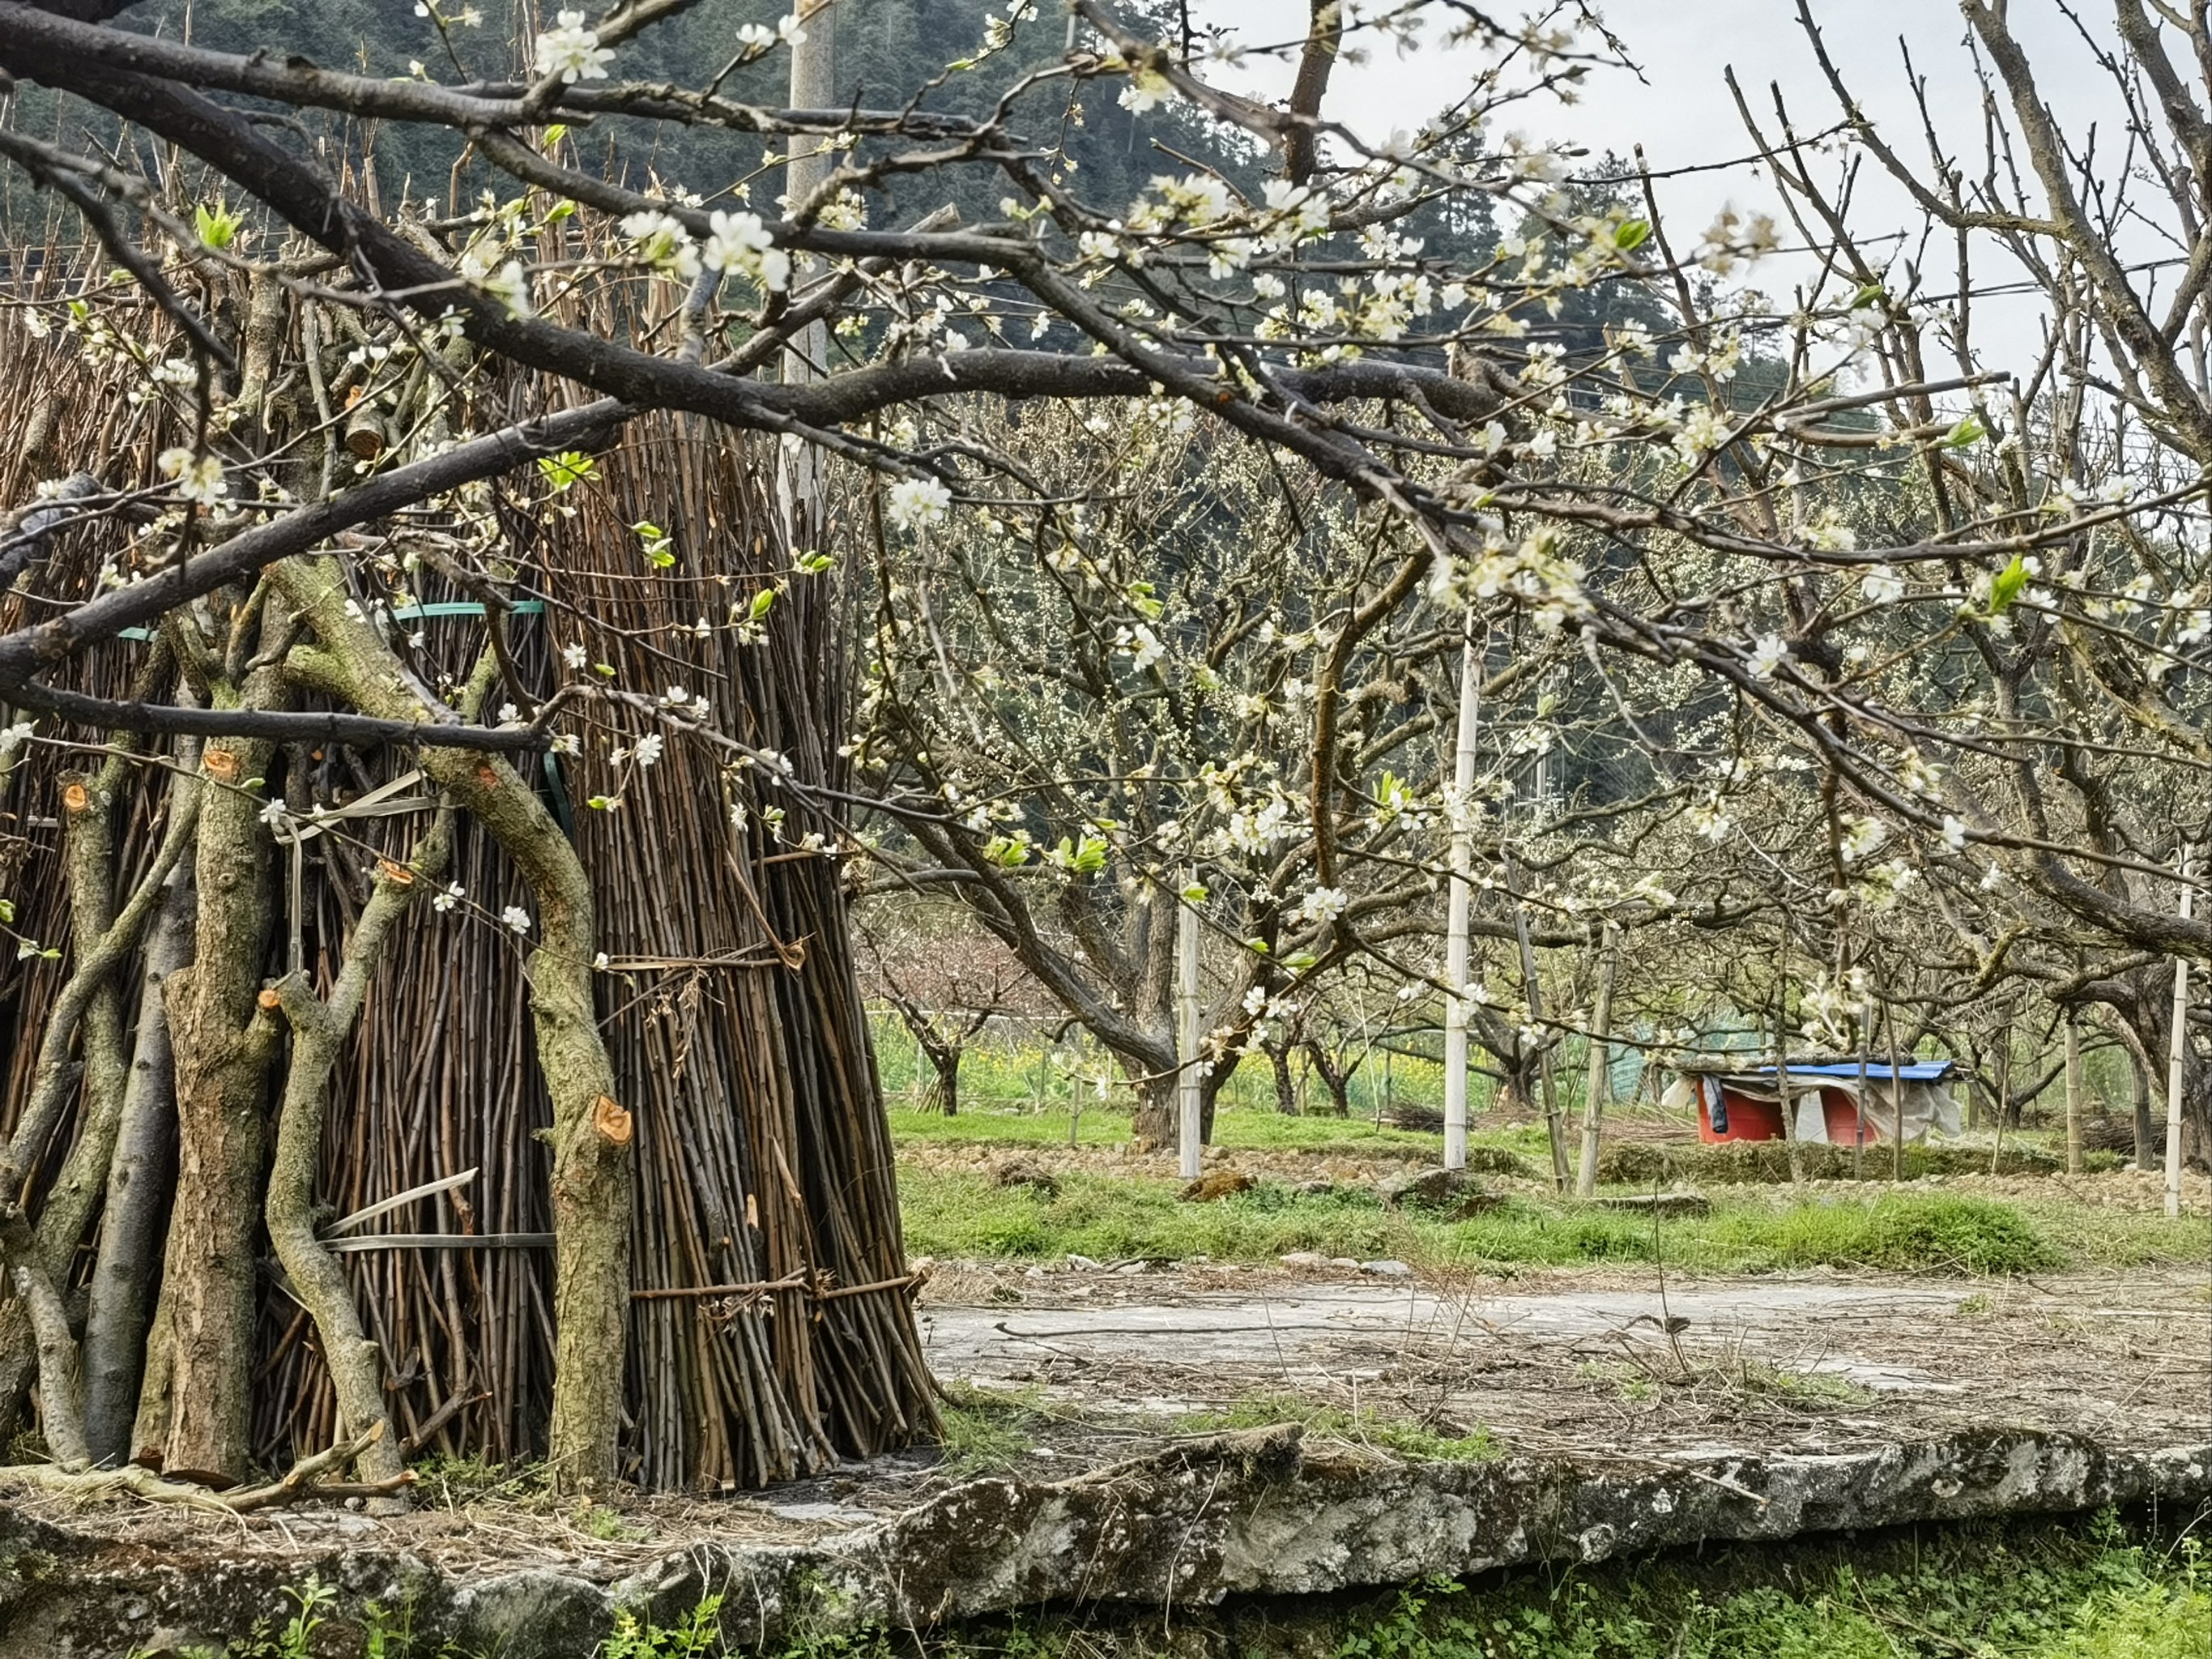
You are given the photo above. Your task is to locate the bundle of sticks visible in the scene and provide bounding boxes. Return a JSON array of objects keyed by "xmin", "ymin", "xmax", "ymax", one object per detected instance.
[{"xmin": 0, "ymin": 264, "xmax": 933, "ymax": 1489}]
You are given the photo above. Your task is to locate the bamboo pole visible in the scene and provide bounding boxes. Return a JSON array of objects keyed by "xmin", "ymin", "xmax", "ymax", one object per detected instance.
[
  {"xmin": 1886, "ymin": 1000, "xmax": 1906, "ymax": 1182},
  {"xmin": 1443, "ymin": 634, "xmax": 1477, "ymax": 1171},
  {"xmin": 1773, "ymin": 941, "xmax": 1803, "ymax": 1189},
  {"xmin": 1574, "ymin": 920, "xmax": 1616, "ymax": 1197},
  {"xmin": 1775, "ymin": 1010, "xmax": 1803, "ymax": 1191},
  {"xmin": 2167, "ymin": 845, "xmax": 2193, "ymax": 1220},
  {"xmin": 1854, "ymin": 995, "xmax": 1873, "ymax": 1183},
  {"xmin": 1988, "ymin": 1021, "xmax": 2012, "ymax": 1176},
  {"xmin": 1177, "ymin": 881, "xmax": 1203, "ymax": 1182},
  {"xmin": 2063, "ymin": 1012, "xmax": 2084, "ymax": 1177}
]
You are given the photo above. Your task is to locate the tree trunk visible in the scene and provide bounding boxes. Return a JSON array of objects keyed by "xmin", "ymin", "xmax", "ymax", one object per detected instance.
[
  {"xmin": 1196, "ymin": 1047, "xmax": 1234, "ymax": 1142},
  {"xmin": 2133, "ymin": 1048, "xmax": 2156, "ymax": 1170},
  {"xmin": 266, "ymin": 803, "xmax": 454, "ymax": 1503},
  {"xmin": 1575, "ymin": 921, "xmax": 1617, "ymax": 1198},
  {"xmin": 82, "ymin": 855, "xmax": 193, "ymax": 1466},
  {"xmin": 1132, "ymin": 1067, "xmax": 1177, "ymax": 1145},
  {"xmin": 1492, "ymin": 1047, "xmax": 1541, "ymax": 1119},
  {"xmin": 1267, "ymin": 1039, "xmax": 1299, "ymax": 1115},
  {"xmin": 0, "ymin": 766, "xmax": 128, "ymax": 1441},
  {"xmin": 925, "ymin": 1043, "xmax": 961, "ymax": 1116},
  {"xmin": 2089, "ymin": 970, "xmax": 2206, "ymax": 1171},
  {"xmin": 0, "ymin": 761, "xmax": 198, "ymax": 1451},
  {"xmin": 138, "ymin": 729, "xmax": 282, "ymax": 1483},
  {"xmin": 274, "ymin": 555, "xmax": 632, "ymax": 1491},
  {"xmin": 1302, "ymin": 1039, "xmax": 1356, "ymax": 1117}
]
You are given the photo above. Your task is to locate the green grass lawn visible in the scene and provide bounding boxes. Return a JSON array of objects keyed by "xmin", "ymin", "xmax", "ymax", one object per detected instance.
[
  {"xmin": 885, "ymin": 1101, "xmax": 1451, "ymax": 1157},
  {"xmin": 899, "ymin": 1168, "xmax": 2208, "ymax": 1276}
]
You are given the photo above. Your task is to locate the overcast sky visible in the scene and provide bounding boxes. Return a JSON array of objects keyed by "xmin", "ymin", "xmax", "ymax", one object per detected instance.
[{"xmin": 1202, "ymin": 1, "xmax": 2138, "ymax": 376}]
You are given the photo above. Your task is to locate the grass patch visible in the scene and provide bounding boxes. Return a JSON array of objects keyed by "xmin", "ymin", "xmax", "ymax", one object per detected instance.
[
  {"xmin": 1179, "ymin": 1394, "xmax": 1496, "ymax": 1462},
  {"xmin": 408, "ymin": 1451, "xmax": 548, "ymax": 1506},
  {"xmin": 886, "ymin": 1105, "xmax": 1131, "ymax": 1150},
  {"xmin": 901, "ymin": 1170, "xmax": 2204, "ymax": 1277},
  {"xmin": 1728, "ymin": 1359, "xmax": 1875, "ymax": 1407},
  {"xmin": 2024, "ymin": 1198, "xmax": 2212, "ymax": 1268},
  {"xmin": 1334, "ymin": 1515, "xmax": 2207, "ymax": 1659},
  {"xmin": 1599, "ymin": 1139, "xmax": 2094, "ymax": 1184},
  {"xmin": 1848, "ymin": 1192, "xmax": 2061, "ymax": 1273},
  {"xmin": 933, "ymin": 1381, "xmax": 1045, "ymax": 1474}
]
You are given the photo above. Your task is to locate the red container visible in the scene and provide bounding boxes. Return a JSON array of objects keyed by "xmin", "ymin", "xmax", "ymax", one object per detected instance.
[
  {"xmin": 1822, "ymin": 1089, "xmax": 1883, "ymax": 1145},
  {"xmin": 1698, "ymin": 1083, "xmax": 1883, "ymax": 1145},
  {"xmin": 1698, "ymin": 1086, "xmax": 1783, "ymax": 1143}
]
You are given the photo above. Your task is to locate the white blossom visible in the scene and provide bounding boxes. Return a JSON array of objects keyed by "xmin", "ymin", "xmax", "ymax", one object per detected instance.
[
  {"xmin": 1294, "ymin": 885, "xmax": 1348, "ymax": 924},
  {"xmin": 620, "ymin": 210, "xmax": 701, "ymax": 279},
  {"xmin": 533, "ymin": 10, "xmax": 613, "ymax": 81},
  {"xmin": 886, "ymin": 476, "xmax": 952, "ymax": 530},
  {"xmin": 1118, "ymin": 67, "xmax": 1170, "ymax": 113},
  {"xmin": 1860, "ymin": 565, "xmax": 1904, "ymax": 605},
  {"xmin": 1839, "ymin": 815, "xmax": 1889, "ymax": 863},
  {"xmin": 1115, "ymin": 623, "xmax": 1166, "ymax": 671},
  {"xmin": 458, "ymin": 249, "xmax": 534, "ymax": 319},
  {"xmin": 501, "ymin": 905, "xmax": 532, "ymax": 933},
  {"xmin": 433, "ymin": 881, "xmax": 464, "ymax": 913},
  {"xmin": 700, "ymin": 210, "xmax": 790, "ymax": 291},
  {"xmin": 157, "ymin": 446, "xmax": 228, "ymax": 505}
]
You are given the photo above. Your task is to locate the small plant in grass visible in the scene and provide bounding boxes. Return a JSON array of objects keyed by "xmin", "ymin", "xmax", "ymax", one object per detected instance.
[
  {"xmin": 411, "ymin": 1451, "xmax": 549, "ymax": 1506},
  {"xmin": 599, "ymin": 1593, "xmax": 723, "ymax": 1658},
  {"xmin": 1957, "ymin": 1290, "xmax": 1993, "ymax": 1315},
  {"xmin": 573, "ymin": 1499, "xmax": 649, "ymax": 1542},
  {"xmin": 200, "ymin": 1576, "xmax": 338, "ymax": 1659},
  {"xmin": 360, "ymin": 1593, "xmax": 475, "ymax": 1659},
  {"xmin": 935, "ymin": 1381, "xmax": 1045, "ymax": 1473},
  {"xmin": 1575, "ymin": 1359, "xmax": 1658, "ymax": 1403},
  {"xmin": 1336, "ymin": 1576, "xmax": 1484, "ymax": 1658},
  {"xmin": 1729, "ymin": 1359, "xmax": 1873, "ymax": 1407},
  {"xmin": 1183, "ymin": 1395, "xmax": 1497, "ymax": 1461}
]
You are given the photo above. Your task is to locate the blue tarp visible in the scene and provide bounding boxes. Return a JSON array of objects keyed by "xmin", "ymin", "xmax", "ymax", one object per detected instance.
[{"xmin": 1741, "ymin": 1060, "xmax": 1954, "ymax": 1082}]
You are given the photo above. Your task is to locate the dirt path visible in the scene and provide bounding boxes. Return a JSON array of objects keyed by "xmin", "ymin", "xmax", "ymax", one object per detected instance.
[{"xmin": 921, "ymin": 1265, "xmax": 2211, "ymax": 1457}]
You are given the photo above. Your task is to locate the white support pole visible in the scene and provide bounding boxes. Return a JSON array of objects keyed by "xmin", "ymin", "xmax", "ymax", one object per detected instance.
[
  {"xmin": 778, "ymin": 0, "xmax": 835, "ymax": 542},
  {"xmin": 2167, "ymin": 845, "xmax": 2193, "ymax": 1219},
  {"xmin": 1443, "ymin": 636, "xmax": 1479, "ymax": 1171},
  {"xmin": 1177, "ymin": 881, "xmax": 1204, "ymax": 1182}
]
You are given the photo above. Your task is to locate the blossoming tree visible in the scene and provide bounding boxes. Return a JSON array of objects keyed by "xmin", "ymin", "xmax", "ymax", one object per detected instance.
[{"xmin": 0, "ymin": 0, "xmax": 2203, "ymax": 1498}]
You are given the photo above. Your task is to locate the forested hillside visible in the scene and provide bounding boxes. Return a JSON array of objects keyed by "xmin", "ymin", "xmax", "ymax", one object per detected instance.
[{"xmin": 6, "ymin": 0, "xmax": 1290, "ymax": 232}]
